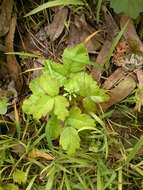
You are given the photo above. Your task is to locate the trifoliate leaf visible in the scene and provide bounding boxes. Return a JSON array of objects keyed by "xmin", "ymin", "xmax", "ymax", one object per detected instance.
[
  {"xmin": 22, "ymin": 94, "xmax": 54, "ymax": 119},
  {"xmin": 64, "ymin": 72, "xmax": 97, "ymax": 96},
  {"xmin": 45, "ymin": 116, "xmax": 62, "ymax": 140},
  {"xmin": 60, "ymin": 127, "xmax": 80, "ymax": 155},
  {"xmin": 65, "ymin": 72, "xmax": 109, "ymax": 102},
  {"xmin": 110, "ymin": 0, "xmax": 143, "ymax": 18},
  {"xmin": 13, "ymin": 169, "xmax": 27, "ymax": 184},
  {"xmin": 44, "ymin": 60, "xmax": 67, "ymax": 86},
  {"xmin": 63, "ymin": 43, "xmax": 90, "ymax": 73},
  {"xmin": 29, "ymin": 74, "xmax": 60, "ymax": 96},
  {"xmin": 54, "ymin": 96, "xmax": 69, "ymax": 120},
  {"xmin": 0, "ymin": 98, "xmax": 8, "ymax": 115},
  {"xmin": 66, "ymin": 107, "xmax": 95, "ymax": 129}
]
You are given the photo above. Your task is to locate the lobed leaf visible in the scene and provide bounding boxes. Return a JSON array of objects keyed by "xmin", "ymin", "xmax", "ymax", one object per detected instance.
[
  {"xmin": 60, "ymin": 127, "xmax": 80, "ymax": 155},
  {"xmin": 64, "ymin": 72, "xmax": 109, "ymax": 102},
  {"xmin": 54, "ymin": 96, "xmax": 69, "ymax": 121},
  {"xmin": 45, "ymin": 116, "xmax": 62, "ymax": 140},
  {"xmin": 63, "ymin": 43, "xmax": 90, "ymax": 73},
  {"xmin": 66, "ymin": 107, "xmax": 95, "ymax": 129}
]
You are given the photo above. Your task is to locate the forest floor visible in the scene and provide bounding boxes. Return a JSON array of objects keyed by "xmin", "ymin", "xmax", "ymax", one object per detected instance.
[{"xmin": 0, "ymin": 0, "xmax": 143, "ymax": 190}]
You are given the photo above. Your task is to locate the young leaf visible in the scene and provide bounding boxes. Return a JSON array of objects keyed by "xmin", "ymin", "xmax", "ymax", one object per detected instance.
[
  {"xmin": 60, "ymin": 127, "xmax": 80, "ymax": 155},
  {"xmin": 64, "ymin": 72, "xmax": 109, "ymax": 102},
  {"xmin": 66, "ymin": 107, "xmax": 95, "ymax": 129},
  {"xmin": 44, "ymin": 60, "xmax": 67, "ymax": 86},
  {"xmin": 110, "ymin": 0, "xmax": 143, "ymax": 19},
  {"xmin": 0, "ymin": 98, "xmax": 8, "ymax": 115},
  {"xmin": 29, "ymin": 74, "xmax": 60, "ymax": 96},
  {"xmin": 22, "ymin": 94, "xmax": 54, "ymax": 119},
  {"xmin": 13, "ymin": 169, "xmax": 27, "ymax": 184},
  {"xmin": 22, "ymin": 73, "xmax": 69, "ymax": 120},
  {"xmin": 54, "ymin": 96, "xmax": 69, "ymax": 120},
  {"xmin": 45, "ymin": 116, "xmax": 62, "ymax": 140},
  {"xmin": 63, "ymin": 43, "xmax": 90, "ymax": 73}
]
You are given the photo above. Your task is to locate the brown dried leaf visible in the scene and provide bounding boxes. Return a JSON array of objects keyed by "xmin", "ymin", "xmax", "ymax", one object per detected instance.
[
  {"xmin": 91, "ymin": 40, "xmax": 112, "ymax": 81},
  {"xmin": 0, "ymin": 0, "xmax": 13, "ymax": 37},
  {"xmin": 46, "ymin": 7, "xmax": 68, "ymax": 41},
  {"xmin": 28, "ymin": 149, "xmax": 54, "ymax": 161},
  {"xmin": 103, "ymin": 68, "xmax": 127, "ymax": 90},
  {"xmin": 101, "ymin": 75, "xmax": 136, "ymax": 111},
  {"xmin": 120, "ymin": 15, "xmax": 143, "ymax": 54},
  {"xmin": 68, "ymin": 15, "xmax": 102, "ymax": 53}
]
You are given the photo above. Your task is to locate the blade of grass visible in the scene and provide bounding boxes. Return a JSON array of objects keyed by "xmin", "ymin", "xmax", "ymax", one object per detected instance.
[
  {"xmin": 118, "ymin": 167, "xmax": 122, "ymax": 190},
  {"xmin": 25, "ymin": 0, "xmax": 84, "ymax": 17},
  {"xmin": 125, "ymin": 135, "xmax": 143, "ymax": 165},
  {"xmin": 97, "ymin": 166, "xmax": 104, "ymax": 190},
  {"xmin": 64, "ymin": 173, "xmax": 72, "ymax": 190},
  {"xmin": 26, "ymin": 176, "xmax": 37, "ymax": 190},
  {"xmin": 45, "ymin": 167, "xmax": 56, "ymax": 190},
  {"xmin": 74, "ymin": 169, "xmax": 90, "ymax": 190},
  {"xmin": 96, "ymin": 0, "xmax": 103, "ymax": 23}
]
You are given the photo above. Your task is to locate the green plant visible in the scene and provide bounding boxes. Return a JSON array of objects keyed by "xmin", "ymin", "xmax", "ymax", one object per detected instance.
[
  {"xmin": 110, "ymin": 0, "xmax": 143, "ymax": 19},
  {"xmin": 22, "ymin": 43, "xmax": 109, "ymax": 155},
  {"xmin": 0, "ymin": 98, "xmax": 8, "ymax": 115}
]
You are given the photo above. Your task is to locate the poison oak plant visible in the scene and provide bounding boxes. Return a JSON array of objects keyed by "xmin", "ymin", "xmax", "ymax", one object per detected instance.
[{"xmin": 22, "ymin": 43, "xmax": 109, "ymax": 155}]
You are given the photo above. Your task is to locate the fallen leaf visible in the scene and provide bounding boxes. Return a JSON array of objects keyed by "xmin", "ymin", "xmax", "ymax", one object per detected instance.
[
  {"xmin": 68, "ymin": 14, "xmax": 102, "ymax": 53},
  {"xmin": 103, "ymin": 68, "xmax": 127, "ymax": 90},
  {"xmin": 91, "ymin": 40, "xmax": 112, "ymax": 81},
  {"xmin": 0, "ymin": 0, "xmax": 13, "ymax": 37},
  {"xmin": 120, "ymin": 15, "xmax": 143, "ymax": 54},
  {"xmin": 46, "ymin": 7, "xmax": 68, "ymax": 41},
  {"xmin": 28, "ymin": 149, "xmax": 54, "ymax": 161},
  {"xmin": 101, "ymin": 75, "xmax": 136, "ymax": 111}
]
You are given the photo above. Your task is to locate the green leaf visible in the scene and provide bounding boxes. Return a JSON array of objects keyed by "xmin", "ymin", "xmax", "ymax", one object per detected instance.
[
  {"xmin": 44, "ymin": 60, "xmax": 67, "ymax": 86},
  {"xmin": 45, "ymin": 116, "xmax": 62, "ymax": 140},
  {"xmin": 110, "ymin": 0, "xmax": 143, "ymax": 18},
  {"xmin": 25, "ymin": 0, "xmax": 84, "ymax": 17},
  {"xmin": 60, "ymin": 127, "xmax": 80, "ymax": 155},
  {"xmin": 22, "ymin": 94, "xmax": 54, "ymax": 119},
  {"xmin": 65, "ymin": 72, "xmax": 109, "ymax": 102},
  {"xmin": 5, "ymin": 184, "xmax": 19, "ymax": 190},
  {"xmin": 83, "ymin": 97, "xmax": 97, "ymax": 113},
  {"xmin": 66, "ymin": 107, "xmax": 95, "ymax": 129},
  {"xmin": 54, "ymin": 96, "xmax": 69, "ymax": 120},
  {"xmin": 0, "ymin": 98, "xmax": 8, "ymax": 115},
  {"xmin": 13, "ymin": 169, "xmax": 27, "ymax": 184},
  {"xmin": 63, "ymin": 43, "xmax": 90, "ymax": 73},
  {"xmin": 30, "ymin": 74, "xmax": 60, "ymax": 96}
]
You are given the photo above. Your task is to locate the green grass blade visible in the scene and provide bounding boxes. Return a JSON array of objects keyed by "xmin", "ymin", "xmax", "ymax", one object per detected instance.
[
  {"xmin": 96, "ymin": 0, "xmax": 103, "ymax": 23},
  {"xmin": 74, "ymin": 169, "xmax": 89, "ymax": 190},
  {"xmin": 45, "ymin": 169, "xmax": 56, "ymax": 190},
  {"xmin": 125, "ymin": 135, "xmax": 143, "ymax": 165},
  {"xmin": 64, "ymin": 173, "xmax": 72, "ymax": 190},
  {"xmin": 25, "ymin": 0, "xmax": 84, "ymax": 17},
  {"xmin": 26, "ymin": 176, "xmax": 37, "ymax": 190},
  {"xmin": 118, "ymin": 168, "xmax": 122, "ymax": 190},
  {"xmin": 97, "ymin": 166, "xmax": 104, "ymax": 190}
]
